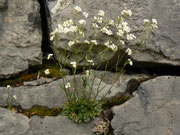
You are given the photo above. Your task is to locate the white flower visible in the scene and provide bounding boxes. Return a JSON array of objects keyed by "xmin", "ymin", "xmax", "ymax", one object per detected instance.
[
  {"xmin": 144, "ymin": 19, "xmax": 150, "ymax": 24},
  {"xmin": 70, "ymin": 61, "xmax": 77, "ymax": 68},
  {"xmin": 50, "ymin": 35, "xmax": 55, "ymax": 41},
  {"xmin": 74, "ymin": 6, "xmax": 82, "ymax": 12},
  {"xmin": 151, "ymin": 24, "xmax": 158, "ymax": 29},
  {"xmin": 96, "ymin": 17, "xmax": 103, "ymax": 24},
  {"xmin": 101, "ymin": 27, "xmax": 113, "ymax": 35},
  {"xmin": 68, "ymin": 41, "xmax": 75, "ymax": 47},
  {"xmin": 128, "ymin": 59, "xmax": 133, "ymax": 66},
  {"xmin": 91, "ymin": 40, "xmax": 97, "ymax": 45},
  {"xmin": 7, "ymin": 85, "xmax": 10, "ymax": 88},
  {"xmin": 127, "ymin": 10, "xmax": 132, "ymax": 16},
  {"xmin": 109, "ymin": 44, "xmax": 118, "ymax": 52},
  {"xmin": 125, "ymin": 48, "xmax": 132, "ymax": 55},
  {"xmin": 79, "ymin": 19, "xmax": 86, "ymax": 25},
  {"xmin": 83, "ymin": 12, "xmax": 89, "ymax": 18},
  {"xmin": 123, "ymin": 25, "xmax": 131, "ymax": 33},
  {"xmin": 85, "ymin": 70, "xmax": 90, "ymax": 77},
  {"xmin": 119, "ymin": 40, "xmax": 125, "ymax": 45},
  {"xmin": 92, "ymin": 23, "xmax": 99, "ymax": 28},
  {"xmin": 104, "ymin": 41, "xmax": 109, "ymax": 46},
  {"xmin": 98, "ymin": 10, "xmax": 105, "ymax": 16},
  {"xmin": 152, "ymin": 19, "xmax": 158, "ymax": 25},
  {"xmin": 101, "ymin": 27, "xmax": 108, "ymax": 33},
  {"xmin": 121, "ymin": 9, "xmax": 132, "ymax": 17},
  {"xmin": 44, "ymin": 69, "xmax": 50, "ymax": 75},
  {"xmin": 47, "ymin": 54, "xmax": 53, "ymax": 60},
  {"xmin": 69, "ymin": 26, "xmax": 78, "ymax": 32},
  {"xmin": 117, "ymin": 30, "xmax": 124, "ymax": 37},
  {"xmin": 79, "ymin": 31, "xmax": 85, "ymax": 37},
  {"xmin": 127, "ymin": 34, "xmax": 136, "ymax": 40},
  {"xmin": 94, "ymin": 16, "xmax": 97, "ymax": 20},
  {"xmin": 57, "ymin": 24, "xmax": 64, "ymax": 33},
  {"xmin": 65, "ymin": 82, "xmax": 71, "ymax": 89},
  {"xmin": 63, "ymin": 21, "xmax": 69, "ymax": 27},
  {"xmin": 122, "ymin": 22, "xmax": 128, "ymax": 26},
  {"xmin": 84, "ymin": 40, "xmax": 90, "ymax": 44},
  {"xmin": 87, "ymin": 59, "xmax": 95, "ymax": 66},
  {"xmin": 109, "ymin": 20, "xmax": 115, "ymax": 26},
  {"xmin": 13, "ymin": 95, "xmax": 17, "ymax": 99},
  {"xmin": 106, "ymin": 30, "xmax": 113, "ymax": 35},
  {"xmin": 63, "ymin": 27, "xmax": 70, "ymax": 33},
  {"xmin": 116, "ymin": 24, "xmax": 122, "ymax": 29},
  {"xmin": 63, "ymin": 20, "xmax": 73, "ymax": 27}
]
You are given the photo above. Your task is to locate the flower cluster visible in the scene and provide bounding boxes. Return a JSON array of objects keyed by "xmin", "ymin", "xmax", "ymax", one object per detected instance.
[
  {"xmin": 47, "ymin": 6, "xmax": 158, "ymax": 123},
  {"xmin": 104, "ymin": 40, "xmax": 117, "ymax": 52},
  {"xmin": 65, "ymin": 82, "xmax": 71, "ymax": 89},
  {"xmin": 144, "ymin": 18, "xmax": 158, "ymax": 29},
  {"xmin": 121, "ymin": 9, "xmax": 132, "ymax": 17}
]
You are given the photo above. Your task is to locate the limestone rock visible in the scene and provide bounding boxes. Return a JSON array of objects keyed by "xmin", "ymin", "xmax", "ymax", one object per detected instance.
[
  {"xmin": 30, "ymin": 115, "xmax": 94, "ymax": 135},
  {"xmin": 0, "ymin": 73, "xmax": 140, "ymax": 109},
  {"xmin": 0, "ymin": 0, "xmax": 42, "ymax": 79},
  {"xmin": 111, "ymin": 76, "xmax": 180, "ymax": 135},
  {"xmin": 48, "ymin": 0, "xmax": 180, "ymax": 68},
  {"xmin": 0, "ymin": 107, "xmax": 33, "ymax": 135}
]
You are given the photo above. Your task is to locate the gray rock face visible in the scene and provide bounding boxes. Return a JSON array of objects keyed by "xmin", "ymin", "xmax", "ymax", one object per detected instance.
[
  {"xmin": 0, "ymin": 73, "xmax": 139, "ymax": 109},
  {"xmin": 111, "ymin": 76, "xmax": 180, "ymax": 135},
  {"xmin": 48, "ymin": 0, "xmax": 180, "ymax": 68},
  {"xmin": 0, "ymin": 0, "xmax": 7, "ymax": 9},
  {"xmin": 0, "ymin": 107, "xmax": 33, "ymax": 135},
  {"xmin": 0, "ymin": 0, "xmax": 42, "ymax": 79},
  {"xmin": 0, "ymin": 107, "xmax": 94, "ymax": 135},
  {"xmin": 0, "ymin": 79, "xmax": 67, "ymax": 109},
  {"xmin": 30, "ymin": 115, "xmax": 94, "ymax": 135},
  {"xmin": 89, "ymin": 70, "xmax": 149, "ymax": 92}
]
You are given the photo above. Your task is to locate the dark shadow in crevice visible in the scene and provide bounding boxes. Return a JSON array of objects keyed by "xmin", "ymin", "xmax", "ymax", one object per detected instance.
[
  {"xmin": 125, "ymin": 61, "xmax": 180, "ymax": 76},
  {"xmin": 38, "ymin": 0, "xmax": 52, "ymax": 54}
]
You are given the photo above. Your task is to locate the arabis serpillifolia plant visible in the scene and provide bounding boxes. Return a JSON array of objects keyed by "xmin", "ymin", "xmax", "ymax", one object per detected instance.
[{"xmin": 48, "ymin": 6, "xmax": 157, "ymax": 123}]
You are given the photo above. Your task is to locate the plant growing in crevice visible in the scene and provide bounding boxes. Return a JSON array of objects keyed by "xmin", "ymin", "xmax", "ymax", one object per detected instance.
[
  {"xmin": 6, "ymin": 85, "xmax": 17, "ymax": 110},
  {"xmin": 47, "ymin": 6, "xmax": 158, "ymax": 123}
]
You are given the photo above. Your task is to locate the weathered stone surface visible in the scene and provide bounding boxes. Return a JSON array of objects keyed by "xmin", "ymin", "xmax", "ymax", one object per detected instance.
[
  {"xmin": 30, "ymin": 115, "xmax": 94, "ymax": 135},
  {"xmin": 48, "ymin": 0, "xmax": 180, "ymax": 68},
  {"xmin": 0, "ymin": 107, "xmax": 33, "ymax": 135},
  {"xmin": 0, "ymin": 79, "xmax": 67, "ymax": 109},
  {"xmin": 0, "ymin": 72, "xmax": 140, "ymax": 109},
  {"xmin": 48, "ymin": 0, "xmax": 73, "ymax": 14},
  {"xmin": 23, "ymin": 78, "xmax": 55, "ymax": 86},
  {"xmin": 0, "ymin": 0, "xmax": 42, "ymax": 79},
  {"xmin": 111, "ymin": 76, "xmax": 180, "ymax": 135},
  {"xmin": 0, "ymin": 0, "xmax": 7, "ymax": 9},
  {"xmin": 89, "ymin": 70, "xmax": 149, "ymax": 92}
]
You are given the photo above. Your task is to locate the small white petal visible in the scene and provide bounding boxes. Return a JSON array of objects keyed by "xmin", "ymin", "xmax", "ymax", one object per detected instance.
[
  {"xmin": 85, "ymin": 70, "xmax": 90, "ymax": 77},
  {"xmin": 144, "ymin": 19, "xmax": 150, "ymax": 24},
  {"xmin": 83, "ymin": 12, "xmax": 89, "ymax": 18},
  {"xmin": 152, "ymin": 19, "xmax": 158, "ymax": 25},
  {"xmin": 70, "ymin": 61, "xmax": 77, "ymax": 68},
  {"xmin": 128, "ymin": 59, "xmax": 133, "ymax": 66},
  {"xmin": 13, "ymin": 95, "xmax": 17, "ymax": 99},
  {"xmin": 125, "ymin": 48, "xmax": 132, "ymax": 55},
  {"xmin": 79, "ymin": 19, "xmax": 86, "ymax": 25},
  {"xmin": 87, "ymin": 59, "xmax": 94, "ymax": 66},
  {"xmin": 65, "ymin": 82, "xmax": 71, "ymax": 89},
  {"xmin": 44, "ymin": 69, "xmax": 50, "ymax": 75},
  {"xmin": 47, "ymin": 54, "xmax": 53, "ymax": 60},
  {"xmin": 68, "ymin": 41, "xmax": 75, "ymax": 47},
  {"xmin": 74, "ymin": 6, "xmax": 82, "ymax": 12},
  {"xmin": 98, "ymin": 10, "xmax": 105, "ymax": 16},
  {"xmin": 91, "ymin": 40, "xmax": 97, "ymax": 45}
]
